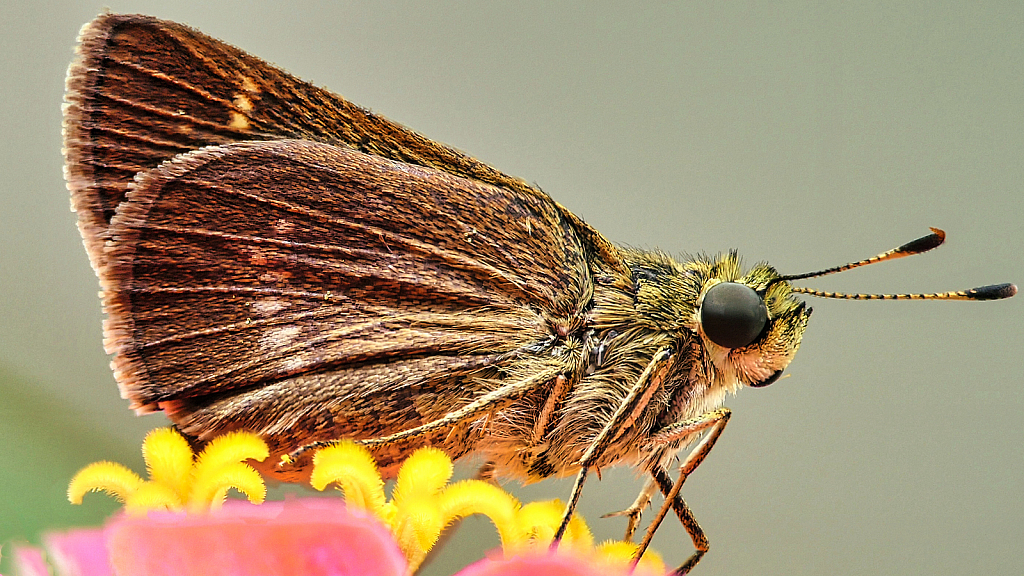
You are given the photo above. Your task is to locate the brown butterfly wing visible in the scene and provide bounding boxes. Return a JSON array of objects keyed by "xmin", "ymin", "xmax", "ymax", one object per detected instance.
[
  {"xmin": 103, "ymin": 139, "xmax": 593, "ymax": 476},
  {"xmin": 65, "ymin": 13, "xmax": 629, "ymax": 477},
  {"xmin": 64, "ymin": 13, "xmax": 571, "ymax": 270}
]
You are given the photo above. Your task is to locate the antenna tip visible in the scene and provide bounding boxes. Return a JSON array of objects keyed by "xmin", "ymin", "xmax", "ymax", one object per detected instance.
[
  {"xmin": 897, "ymin": 228, "xmax": 946, "ymax": 255},
  {"xmin": 966, "ymin": 283, "xmax": 1017, "ymax": 300}
]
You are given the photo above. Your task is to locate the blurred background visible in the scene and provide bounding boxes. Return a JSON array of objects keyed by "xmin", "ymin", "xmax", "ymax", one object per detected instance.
[{"xmin": 2, "ymin": 2, "xmax": 1021, "ymax": 574}]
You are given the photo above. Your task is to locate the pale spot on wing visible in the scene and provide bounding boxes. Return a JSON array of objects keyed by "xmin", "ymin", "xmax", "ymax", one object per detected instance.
[
  {"xmin": 233, "ymin": 93, "xmax": 254, "ymax": 112},
  {"xmin": 230, "ymin": 77, "xmax": 259, "ymax": 129},
  {"xmin": 259, "ymin": 270, "xmax": 292, "ymax": 282},
  {"xmin": 262, "ymin": 324, "xmax": 300, "ymax": 346},
  {"xmin": 252, "ymin": 298, "xmax": 289, "ymax": 317},
  {"xmin": 229, "ymin": 110, "xmax": 250, "ymax": 129},
  {"xmin": 259, "ymin": 324, "xmax": 307, "ymax": 372},
  {"xmin": 240, "ymin": 76, "xmax": 260, "ymax": 94}
]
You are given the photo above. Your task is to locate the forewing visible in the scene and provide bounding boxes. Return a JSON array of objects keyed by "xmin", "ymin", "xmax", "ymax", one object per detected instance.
[{"xmin": 64, "ymin": 13, "xmax": 552, "ymax": 270}]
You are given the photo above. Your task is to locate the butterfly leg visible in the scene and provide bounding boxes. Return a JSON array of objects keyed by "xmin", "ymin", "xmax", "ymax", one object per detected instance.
[
  {"xmin": 474, "ymin": 460, "xmax": 497, "ymax": 481},
  {"xmin": 632, "ymin": 408, "xmax": 732, "ymax": 575},
  {"xmin": 529, "ymin": 374, "xmax": 571, "ymax": 446},
  {"xmin": 601, "ymin": 475, "xmax": 658, "ymax": 540},
  {"xmin": 552, "ymin": 347, "xmax": 674, "ymax": 543}
]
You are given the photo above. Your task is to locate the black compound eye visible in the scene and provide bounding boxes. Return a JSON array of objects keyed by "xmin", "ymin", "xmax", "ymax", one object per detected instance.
[{"xmin": 700, "ymin": 282, "xmax": 768, "ymax": 349}]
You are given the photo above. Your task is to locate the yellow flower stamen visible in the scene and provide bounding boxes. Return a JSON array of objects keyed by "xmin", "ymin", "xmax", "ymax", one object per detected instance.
[
  {"xmin": 188, "ymin": 461, "xmax": 267, "ymax": 513},
  {"xmin": 435, "ymin": 479, "xmax": 522, "ymax": 550},
  {"xmin": 392, "ymin": 447, "xmax": 453, "ymax": 502},
  {"xmin": 515, "ymin": 499, "xmax": 593, "ymax": 552},
  {"xmin": 310, "ymin": 440, "xmax": 387, "ymax": 512},
  {"xmin": 68, "ymin": 461, "xmax": 143, "ymax": 504},
  {"xmin": 69, "ymin": 428, "xmax": 269, "ymax": 515},
  {"xmin": 189, "ymin": 430, "xmax": 270, "ymax": 511},
  {"xmin": 124, "ymin": 482, "xmax": 181, "ymax": 515},
  {"xmin": 310, "ymin": 441, "xmax": 665, "ymax": 575},
  {"xmin": 142, "ymin": 427, "xmax": 193, "ymax": 501},
  {"xmin": 596, "ymin": 540, "xmax": 666, "ymax": 575}
]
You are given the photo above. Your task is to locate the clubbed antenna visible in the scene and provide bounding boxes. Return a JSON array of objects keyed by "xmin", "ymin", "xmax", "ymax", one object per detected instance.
[
  {"xmin": 781, "ymin": 228, "xmax": 946, "ymax": 282},
  {"xmin": 791, "ymin": 283, "xmax": 1017, "ymax": 301},
  {"xmin": 779, "ymin": 228, "xmax": 1016, "ymax": 302}
]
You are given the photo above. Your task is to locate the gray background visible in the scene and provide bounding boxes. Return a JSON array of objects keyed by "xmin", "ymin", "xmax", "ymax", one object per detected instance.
[{"xmin": 2, "ymin": 2, "xmax": 1021, "ymax": 575}]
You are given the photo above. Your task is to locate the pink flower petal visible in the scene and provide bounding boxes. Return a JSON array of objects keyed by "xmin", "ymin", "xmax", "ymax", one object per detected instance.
[
  {"xmin": 12, "ymin": 543, "xmax": 54, "ymax": 576},
  {"xmin": 11, "ymin": 527, "xmax": 114, "ymax": 576},
  {"xmin": 453, "ymin": 550, "xmax": 666, "ymax": 576},
  {"xmin": 105, "ymin": 498, "xmax": 406, "ymax": 576},
  {"xmin": 44, "ymin": 527, "xmax": 112, "ymax": 576}
]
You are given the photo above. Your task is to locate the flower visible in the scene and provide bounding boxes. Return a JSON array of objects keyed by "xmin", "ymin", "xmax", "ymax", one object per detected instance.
[
  {"xmin": 17, "ymin": 500, "xmax": 665, "ymax": 576},
  {"xmin": 54, "ymin": 428, "xmax": 668, "ymax": 575}
]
